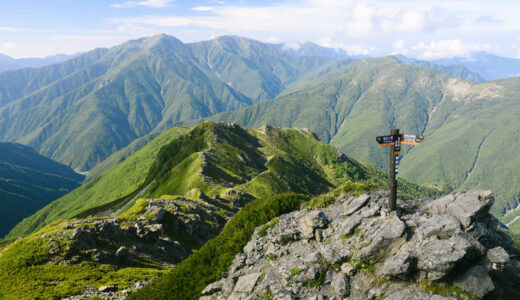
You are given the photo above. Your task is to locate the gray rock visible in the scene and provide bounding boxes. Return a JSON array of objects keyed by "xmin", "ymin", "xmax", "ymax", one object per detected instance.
[
  {"xmin": 98, "ymin": 285, "xmax": 117, "ymax": 292},
  {"xmin": 382, "ymin": 252, "xmax": 417, "ymax": 279},
  {"xmin": 416, "ymin": 236, "xmax": 471, "ymax": 281},
  {"xmin": 453, "ymin": 265, "xmax": 495, "ymax": 298},
  {"xmin": 331, "ymin": 272, "xmax": 349, "ymax": 297},
  {"xmin": 424, "ymin": 193, "xmax": 455, "ymax": 215},
  {"xmin": 343, "ymin": 194, "xmax": 371, "ymax": 216},
  {"xmin": 341, "ymin": 262, "xmax": 356, "ymax": 276},
  {"xmin": 446, "ymin": 190, "xmax": 494, "ymax": 228},
  {"xmin": 319, "ymin": 244, "xmax": 351, "ymax": 265},
  {"xmin": 300, "ymin": 211, "xmax": 328, "ymax": 239},
  {"xmin": 234, "ymin": 273, "xmax": 263, "ymax": 293},
  {"xmin": 415, "ymin": 214, "xmax": 461, "ymax": 240},
  {"xmin": 303, "ymin": 252, "xmax": 322, "ymax": 263},
  {"xmin": 115, "ymin": 246, "xmax": 128, "ymax": 258},
  {"xmin": 340, "ymin": 213, "xmax": 363, "ymax": 236},
  {"xmin": 71, "ymin": 227, "xmax": 83, "ymax": 239},
  {"xmin": 357, "ymin": 215, "xmax": 406, "ymax": 263},
  {"xmin": 201, "ymin": 280, "xmax": 224, "ymax": 295},
  {"xmin": 487, "ymin": 246, "xmax": 509, "ymax": 264},
  {"xmin": 385, "ymin": 287, "xmax": 456, "ymax": 300}
]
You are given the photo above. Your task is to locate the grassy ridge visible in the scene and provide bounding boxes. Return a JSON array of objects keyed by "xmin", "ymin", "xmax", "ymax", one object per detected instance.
[
  {"xmin": 7, "ymin": 127, "xmax": 187, "ymax": 237},
  {"xmin": 203, "ymin": 58, "xmax": 520, "ymax": 229}
]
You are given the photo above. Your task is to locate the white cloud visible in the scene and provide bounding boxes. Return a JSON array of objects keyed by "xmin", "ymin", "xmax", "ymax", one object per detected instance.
[
  {"xmin": 191, "ymin": 6, "xmax": 216, "ymax": 11},
  {"xmin": 0, "ymin": 42, "xmax": 17, "ymax": 54},
  {"xmin": 111, "ymin": 0, "xmax": 174, "ymax": 8},
  {"xmin": 316, "ymin": 38, "xmax": 377, "ymax": 56},
  {"xmin": 110, "ymin": 0, "xmax": 463, "ymax": 42},
  {"xmin": 266, "ymin": 37, "xmax": 280, "ymax": 44},
  {"xmin": 281, "ymin": 42, "xmax": 301, "ymax": 51},
  {"xmin": 391, "ymin": 40, "xmax": 408, "ymax": 55},
  {"xmin": 412, "ymin": 40, "xmax": 491, "ymax": 59}
]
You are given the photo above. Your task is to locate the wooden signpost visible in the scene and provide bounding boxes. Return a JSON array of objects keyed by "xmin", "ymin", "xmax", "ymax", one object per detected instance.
[{"xmin": 376, "ymin": 129, "xmax": 424, "ymax": 212}]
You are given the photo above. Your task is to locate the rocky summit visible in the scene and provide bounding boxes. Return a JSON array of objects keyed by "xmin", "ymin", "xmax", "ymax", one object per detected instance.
[{"xmin": 201, "ymin": 190, "xmax": 520, "ymax": 299}]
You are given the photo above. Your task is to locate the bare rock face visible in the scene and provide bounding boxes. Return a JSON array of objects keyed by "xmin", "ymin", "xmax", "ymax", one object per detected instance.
[
  {"xmin": 453, "ymin": 265, "xmax": 495, "ymax": 298},
  {"xmin": 201, "ymin": 190, "xmax": 519, "ymax": 300}
]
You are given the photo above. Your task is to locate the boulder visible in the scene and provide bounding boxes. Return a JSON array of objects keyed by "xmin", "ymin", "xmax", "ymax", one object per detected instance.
[
  {"xmin": 487, "ymin": 246, "xmax": 509, "ymax": 270},
  {"xmin": 416, "ymin": 236, "xmax": 471, "ymax": 281},
  {"xmin": 343, "ymin": 194, "xmax": 371, "ymax": 216},
  {"xmin": 357, "ymin": 215, "xmax": 406, "ymax": 263},
  {"xmin": 233, "ymin": 273, "xmax": 263, "ymax": 293},
  {"xmin": 415, "ymin": 214, "xmax": 461, "ymax": 240},
  {"xmin": 453, "ymin": 265, "xmax": 495, "ymax": 297},
  {"xmin": 385, "ymin": 287, "xmax": 456, "ymax": 300},
  {"xmin": 487, "ymin": 246, "xmax": 509, "ymax": 264},
  {"xmin": 303, "ymin": 251, "xmax": 322, "ymax": 263},
  {"xmin": 444, "ymin": 190, "xmax": 494, "ymax": 228},
  {"xmin": 299, "ymin": 211, "xmax": 328, "ymax": 239},
  {"xmin": 340, "ymin": 262, "xmax": 356, "ymax": 276},
  {"xmin": 331, "ymin": 272, "xmax": 349, "ymax": 297},
  {"xmin": 382, "ymin": 252, "xmax": 417, "ymax": 279},
  {"xmin": 201, "ymin": 280, "xmax": 224, "ymax": 295},
  {"xmin": 340, "ymin": 213, "xmax": 363, "ymax": 236}
]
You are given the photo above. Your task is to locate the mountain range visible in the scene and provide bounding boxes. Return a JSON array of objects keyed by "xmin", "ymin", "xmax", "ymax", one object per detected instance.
[
  {"xmin": 0, "ymin": 53, "xmax": 80, "ymax": 72},
  {"xmin": 3, "ymin": 34, "xmax": 520, "ymax": 236},
  {"xmin": 397, "ymin": 52, "xmax": 520, "ymax": 81},
  {"xmin": 0, "ymin": 35, "xmax": 333, "ymax": 171}
]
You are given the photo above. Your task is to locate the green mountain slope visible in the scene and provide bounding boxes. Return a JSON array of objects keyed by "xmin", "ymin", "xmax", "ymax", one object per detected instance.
[
  {"xmin": 0, "ymin": 142, "xmax": 84, "ymax": 237},
  {"xmin": 0, "ymin": 35, "xmax": 332, "ymax": 172},
  {"xmin": 8, "ymin": 122, "xmax": 437, "ymax": 238},
  {"xmin": 7, "ymin": 126, "xmax": 187, "ymax": 237},
  {"xmin": 0, "ymin": 122, "xmax": 438, "ymax": 299},
  {"xmin": 204, "ymin": 57, "xmax": 520, "ymax": 230},
  {"xmin": 188, "ymin": 36, "xmax": 333, "ymax": 102}
]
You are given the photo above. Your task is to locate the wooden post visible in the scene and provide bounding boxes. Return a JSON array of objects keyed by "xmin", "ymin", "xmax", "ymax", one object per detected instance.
[
  {"xmin": 376, "ymin": 129, "xmax": 423, "ymax": 212},
  {"xmin": 388, "ymin": 128, "xmax": 399, "ymax": 212}
]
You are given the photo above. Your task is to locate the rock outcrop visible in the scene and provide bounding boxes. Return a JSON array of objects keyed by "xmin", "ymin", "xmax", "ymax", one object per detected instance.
[{"xmin": 201, "ymin": 190, "xmax": 520, "ymax": 299}]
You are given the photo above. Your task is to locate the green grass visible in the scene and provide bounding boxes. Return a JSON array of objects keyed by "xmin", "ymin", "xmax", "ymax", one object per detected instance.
[
  {"xmin": 0, "ymin": 220, "xmax": 165, "ymax": 300},
  {"xmin": 304, "ymin": 272, "xmax": 326, "ymax": 288},
  {"xmin": 7, "ymin": 126, "xmax": 186, "ymax": 237},
  {"xmin": 127, "ymin": 193, "xmax": 309, "ymax": 300},
  {"xmin": 118, "ymin": 198, "xmax": 150, "ymax": 221},
  {"xmin": 257, "ymin": 217, "xmax": 279, "ymax": 237},
  {"xmin": 420, "ymin": 279, "xmax": 478, "ymax": 300}
]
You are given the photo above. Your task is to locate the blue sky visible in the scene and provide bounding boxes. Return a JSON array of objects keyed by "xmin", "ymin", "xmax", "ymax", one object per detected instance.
[{"xmin": 1, "ymin": 0, "xmax": 519, "ymax": 59}]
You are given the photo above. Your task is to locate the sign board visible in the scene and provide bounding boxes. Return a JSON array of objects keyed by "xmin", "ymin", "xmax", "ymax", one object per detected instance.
[
  {"xmin": 376, "ymin": 135, "xmax": 395, "ymax": 145},
  {"xmin": 401, "ymin": 134, "xmax": 424, "ymax": 145}
]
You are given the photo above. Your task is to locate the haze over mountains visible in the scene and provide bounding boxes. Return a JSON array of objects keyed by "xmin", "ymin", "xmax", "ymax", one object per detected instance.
[{"xmin": 0, "ymin": 53, "xmax": 80, "ymax": 72}]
